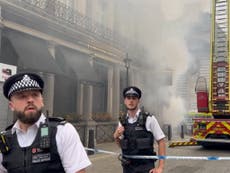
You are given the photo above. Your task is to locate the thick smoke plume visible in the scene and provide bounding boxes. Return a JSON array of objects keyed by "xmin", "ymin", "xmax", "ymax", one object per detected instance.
[{"xmin": 116, "ymin": 0, "xmax": 211, "ymax": 134}]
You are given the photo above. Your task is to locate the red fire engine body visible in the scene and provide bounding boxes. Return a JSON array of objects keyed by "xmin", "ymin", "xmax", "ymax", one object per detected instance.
[{"xmin": 191, "ymin": 0, "xmax": 230, "ymax": 147}]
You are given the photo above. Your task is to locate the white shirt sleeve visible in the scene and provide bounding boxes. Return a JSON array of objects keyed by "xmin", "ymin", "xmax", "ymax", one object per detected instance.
[
  {"xmin": 0, "ymin": 154, "xmax": 7, "ymax": 173},
  {"xmin": 56, "ymin": 123, "xmax": 91, "ymax": 173},
  {"xmin": 145, "ymin": 116, "xmax": 165, "ymax": 141}
]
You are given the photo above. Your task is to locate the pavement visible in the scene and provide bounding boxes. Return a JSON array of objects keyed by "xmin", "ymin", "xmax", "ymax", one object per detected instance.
[{"xmin": 86, "ymin": 142, "xmax": 122, "ymax": 173}]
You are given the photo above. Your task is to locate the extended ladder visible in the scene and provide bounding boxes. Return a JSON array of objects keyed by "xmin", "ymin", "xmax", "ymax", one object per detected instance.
[{"xmin": 211, "ymin": 0, "xmax": 230, "ymax": 116}]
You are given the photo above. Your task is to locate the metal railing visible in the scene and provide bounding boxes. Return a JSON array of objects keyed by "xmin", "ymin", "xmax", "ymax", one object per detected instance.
[
  {"xmin": 2, "ymin": 0, "xmax": 146, "ymax": 61},
  {"xmin": 96, "ymin": 122, "xmax": 117, "ymax": 143},
  {"xmin": 72, "ymin": 121, "xmax": 117, "ymax": 144}
]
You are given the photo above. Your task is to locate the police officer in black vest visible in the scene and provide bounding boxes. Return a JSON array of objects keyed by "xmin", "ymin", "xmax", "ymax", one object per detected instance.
[
  {"xmin": 0, "ymin": 72, "xmax": 91, "ymax": 173},
  {"xmin": 114, "ymin": 86, "xmax": 166, "ymax": 173}
]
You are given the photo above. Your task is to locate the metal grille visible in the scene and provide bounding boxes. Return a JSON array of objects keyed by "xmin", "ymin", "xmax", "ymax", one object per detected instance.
[
  {"xmin": 74, "ymin": 123, "xmax": 86, "ymax": 144},
  {"xmin": 96, "ymin": 123, "xmax": 117, "ymax": 143}
]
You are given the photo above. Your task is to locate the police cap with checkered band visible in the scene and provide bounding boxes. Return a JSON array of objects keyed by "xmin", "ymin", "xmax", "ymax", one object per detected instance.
[
  {"xmin": 123, "ymin": 86, "xmax": 142, "ymax": 99},
  {"xmin": 3, "ymin": 72, "xmax": 44, "ymax": 100}
]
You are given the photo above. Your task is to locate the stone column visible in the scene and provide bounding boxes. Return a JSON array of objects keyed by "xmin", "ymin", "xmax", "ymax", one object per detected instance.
[
  {"xmin": 41, "ymin": 73, "xmax": 55, "ymax": 116},
  {"xmin": 40, "ymin": 41, "xmax": 56, "ymax": 116},
  {"xmin": 113, "ymin": 65, "xmax": 120, "ymax": 118},
  {"xmin": 85, "ymin": 85, "xmax": 93, "ymax": 120},
  {"xmin": 84, "ymin": 84, "xmax": 96, "ymax": 147},
  {"xmin": 0, "ymin": 5, "xmax": 3, "ymax": 59},
  {"xmin": 78, "ymin": 83, "xmax": 94, "ymax": 121},
  {"xmin": 107, "ymin": 66, "xmax": 113, "ymax": 115},
  {"xmin": 77, "ymin": 83, "xmax": 84, "ymax": 116}
]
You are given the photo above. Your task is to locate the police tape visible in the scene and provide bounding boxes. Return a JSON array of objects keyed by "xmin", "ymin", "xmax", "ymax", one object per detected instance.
[
  {"xmin": 84, "ymin": 147, "xmax": 230, "ymax": 160},
  {"xmin": 85, "ymin": 147, "xmax": 119, "ymax": 155}
]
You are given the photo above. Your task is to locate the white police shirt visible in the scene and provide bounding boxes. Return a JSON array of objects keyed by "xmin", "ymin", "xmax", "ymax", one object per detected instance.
[
  {"xmin": 119, "ymin": 109, "xmax": 165, "ymax": 141},
  {"xmin": 0, "ymin": 114, "xmax": 91, "ymax": 173}
]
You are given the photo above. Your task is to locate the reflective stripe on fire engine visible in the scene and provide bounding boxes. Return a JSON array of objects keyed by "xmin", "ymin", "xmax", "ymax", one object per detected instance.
[{"xmin": 193, "ymin": 120, "xmax": 230, "ymax": 139}]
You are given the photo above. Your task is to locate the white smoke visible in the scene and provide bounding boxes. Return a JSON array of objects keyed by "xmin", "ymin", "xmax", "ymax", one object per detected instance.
[
  {"xmin": 117, "ymin": 0, "xmax": 211, "ymax": 135},
  {"xmin": 161, "ymin": 1, "xmax": 211, "ymax": 21},
  {"xmin": 158, "ymin": 1, "xmax": 211, "ymax": 133}
]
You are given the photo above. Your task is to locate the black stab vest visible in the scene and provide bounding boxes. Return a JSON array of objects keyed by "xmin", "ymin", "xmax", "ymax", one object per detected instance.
[
  {"xmin": 2, "ymin": 118, "xmax": 66, "ymax": 173},
  {"xmin": 120, "ymin": 112, "xmax": 155, "ymax": 164}
]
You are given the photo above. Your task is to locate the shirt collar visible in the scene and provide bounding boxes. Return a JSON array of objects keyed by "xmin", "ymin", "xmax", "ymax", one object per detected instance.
[
  {"xmin": 126, "ymin": 108, "xmax": 141, "ymax": 118},
  {"xmin": 11, "ymin": 113, "xmax": 46, "ymax": 134}
]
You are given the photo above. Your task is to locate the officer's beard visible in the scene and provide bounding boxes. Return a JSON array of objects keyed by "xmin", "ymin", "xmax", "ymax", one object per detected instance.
[{"xmin": 14, "ymin": 109, "xmax": 42, "ymax": 125}]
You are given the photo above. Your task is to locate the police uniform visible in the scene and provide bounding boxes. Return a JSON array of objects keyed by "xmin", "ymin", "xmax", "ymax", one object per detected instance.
[
  {"xmin": 119, "ymin": 86, "xmax": 165, "ymax": 173},
  {"xmin": 0, "ymin": 73, "xmax": 91, "ymax": 173}
]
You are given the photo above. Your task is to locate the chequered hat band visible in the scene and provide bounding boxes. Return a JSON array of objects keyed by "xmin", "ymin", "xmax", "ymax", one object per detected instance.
[{"xmin": 8, "ymin": 74, "xmax": 41, "ymax": 97}]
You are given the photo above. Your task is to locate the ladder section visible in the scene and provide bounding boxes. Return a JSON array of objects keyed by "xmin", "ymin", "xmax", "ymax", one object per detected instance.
[{"xmin": 211, "ymin": 0, "xmax": 230, "ymax": 115}]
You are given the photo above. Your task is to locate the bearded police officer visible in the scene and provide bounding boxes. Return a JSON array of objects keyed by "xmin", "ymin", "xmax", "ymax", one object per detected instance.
[
  {"xmin": 0, "ymin": 72, "xmax": 91, "ymax": 173},
  {"xmin": 114, "ymin": 86, "xmax": 166, "ymax": 173}
]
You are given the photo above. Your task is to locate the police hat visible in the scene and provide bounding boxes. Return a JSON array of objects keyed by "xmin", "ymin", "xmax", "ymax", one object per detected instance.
[
  {"xmin": 123, "ymin": 86, "xmax": 142, "ymax": 99},
  {"xmin": 3, "ymin": 72, "xmax": 44, "ymax": 100}
]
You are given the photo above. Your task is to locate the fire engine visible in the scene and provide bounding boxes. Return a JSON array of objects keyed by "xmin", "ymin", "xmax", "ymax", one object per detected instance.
[{"xmin": 191, "ymin": 0, "xmax": 230, "ymax": 147}]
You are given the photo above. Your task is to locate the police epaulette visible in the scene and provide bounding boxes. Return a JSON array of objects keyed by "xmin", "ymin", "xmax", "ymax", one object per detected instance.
[
  {"xmin": 47, "ymin": 117, "xmax": 66, "ymax": 125},
  {"xmin": 5, "ymin": 124, "xmax": 14, "ymax": 131},
  {"xmin": 138, "ymin": 111, "xmax": 152, "ymax": 126},
  {"xmin": 143, "ymin": 112, "xmax": 152, "ymax": 117}
]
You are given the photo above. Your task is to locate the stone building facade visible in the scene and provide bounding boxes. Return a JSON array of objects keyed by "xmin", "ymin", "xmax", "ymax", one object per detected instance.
[{"xmin": 0, "ymin": 0, "xmax": 148, "ymax": 144}]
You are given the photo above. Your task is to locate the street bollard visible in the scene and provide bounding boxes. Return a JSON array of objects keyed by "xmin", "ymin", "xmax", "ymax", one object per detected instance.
[
  {"xmin": 167, "ymin": 124, "xmax": 172, "ymax": 141},
  {"xmin": 87, "ymin": 129, "xmax": 95, "ymax": 155},
  {"xmin": 180, "ymin": 125, "xmax": 184, "ymax": 139},
  {"xmin": 163, "ymin": 124, "xmax": 172, "ymax": 141}
]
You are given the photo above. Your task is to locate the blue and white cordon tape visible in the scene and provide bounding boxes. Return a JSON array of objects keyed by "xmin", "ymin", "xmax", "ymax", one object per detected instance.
[{"xmin": 85, "ymin": 147, "xmax": 230, "ymax": 161}]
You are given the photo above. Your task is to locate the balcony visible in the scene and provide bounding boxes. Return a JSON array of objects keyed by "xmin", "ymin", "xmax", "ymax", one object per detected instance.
[
  {"xmin": 0, "ymin": 0, "xmax": 127, "ymax": 51},
  {"xmin": 0, "ymin": 0, "xmax": 146, "ymax": 65}
]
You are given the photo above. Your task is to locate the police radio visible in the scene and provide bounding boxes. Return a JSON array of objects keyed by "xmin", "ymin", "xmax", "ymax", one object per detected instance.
[{"xmin": 39, "ymin": 122, "xmax": 50, "ymax": 149}]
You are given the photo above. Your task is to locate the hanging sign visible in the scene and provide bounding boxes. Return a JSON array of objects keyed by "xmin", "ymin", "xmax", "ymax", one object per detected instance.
[{"xmin": 0, "ymin": 63, "xmax": 17, "ymax": 82}]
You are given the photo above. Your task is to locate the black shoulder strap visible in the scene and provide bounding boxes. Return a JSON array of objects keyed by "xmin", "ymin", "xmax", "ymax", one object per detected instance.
[
  {"xmin": 38, "ymin": 117, "xmax": 66, "ymax": 149},
  {"xmin": 138, "ymin": 110, "xmax": 152, "ymax": 126},
  {"xmin": 119, "ymin": 111, "xmax": 127, "ymax": 126},
  {"xmin": 5, "ymin": 124, "xmax": 14, "ymax": 131},
  {"xmin": 47, "ymin": 117, "xmax": 66, "ymax": 126}
]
